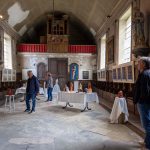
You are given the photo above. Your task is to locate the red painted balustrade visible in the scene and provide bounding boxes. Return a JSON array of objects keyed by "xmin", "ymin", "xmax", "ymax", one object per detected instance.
[
  {"xmin": 68, "ymin": 45, "xmax": 96, "ymax": 53},
  {"xmin": 17, "ymin": 44, "xmax": 96, "ymax": 53},
  {"xmin": 17, "ymin": 44, "xmax": 47, "ymax": 53}
]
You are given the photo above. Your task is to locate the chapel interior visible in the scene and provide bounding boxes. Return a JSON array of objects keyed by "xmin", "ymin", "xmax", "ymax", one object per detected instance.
[{"xmin": 0, "ymin": 0, "xmax": 150, "ymax": 150}]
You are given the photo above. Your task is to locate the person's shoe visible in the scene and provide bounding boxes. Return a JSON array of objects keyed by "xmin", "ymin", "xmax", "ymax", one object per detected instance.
[
  {"xmin": 24, "ymin": 109, "xmax": 30, "ymax": 112},
  {"xmin": 29, "ymin": 110, "xmax": 35, "ymax": 114}
]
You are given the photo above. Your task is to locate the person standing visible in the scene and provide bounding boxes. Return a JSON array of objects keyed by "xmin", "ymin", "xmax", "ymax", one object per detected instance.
[
  {"xmin": 25, "ymin": 71, "xmax": 39, "ymax": 113},
  {"xmin": 134, "ymin": 57, "xmax": 150, "ymax": 149},
  {"xmin": 46, "ymin": 73, "xmax": 53, "ymax": 101}
]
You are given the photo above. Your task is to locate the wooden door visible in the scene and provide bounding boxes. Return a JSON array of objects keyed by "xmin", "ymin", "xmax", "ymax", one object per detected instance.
[{"xmin": 48, "ymin": 58, "xmax": 68, "ymax": 90}]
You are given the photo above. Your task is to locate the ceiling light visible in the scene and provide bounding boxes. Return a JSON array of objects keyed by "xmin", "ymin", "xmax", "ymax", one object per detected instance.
[{"xmin": 0, "ymin": 15, "xmax": 3, "ymax": 19}]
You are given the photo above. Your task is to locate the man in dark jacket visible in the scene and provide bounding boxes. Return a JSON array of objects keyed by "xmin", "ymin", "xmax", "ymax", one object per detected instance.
[
  {"xmin": 25, "ymin": 71, "xmax": 39, "ymax": 113},
  {"xmin": 134, "ymin": 57, "xmax": 150, "ymax": 149}
]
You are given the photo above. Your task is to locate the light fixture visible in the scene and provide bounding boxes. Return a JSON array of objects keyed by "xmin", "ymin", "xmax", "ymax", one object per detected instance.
[{"xmin": 0, "ymin": 15, "xmax": 3, "ymax": 19}]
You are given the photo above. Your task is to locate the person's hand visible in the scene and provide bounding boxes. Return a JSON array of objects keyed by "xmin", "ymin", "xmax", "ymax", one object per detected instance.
[{"xmin": 36, "ymin": 93, "xmax": 39, "ymax": 96}]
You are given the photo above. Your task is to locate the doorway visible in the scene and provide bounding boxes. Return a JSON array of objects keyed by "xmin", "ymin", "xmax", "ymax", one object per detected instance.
[{"xmin": 48, "ymin": 58, "xmax": 68, "ymax": 90}]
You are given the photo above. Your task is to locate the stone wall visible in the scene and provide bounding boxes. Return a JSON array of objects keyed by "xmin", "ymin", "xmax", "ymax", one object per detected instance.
[{"xmin": 17, "ymin": 53, "xmax": 97, "ymax": 80}]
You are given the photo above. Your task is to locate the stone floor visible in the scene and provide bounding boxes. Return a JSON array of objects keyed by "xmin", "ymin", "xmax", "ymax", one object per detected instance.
[
  {"xmin": 0, "ymin": 95, "xmax": 143, "ymax": 150},
  {"xmin": 99, "ymin": 97, "xmax": 145, "ymax": 137}
]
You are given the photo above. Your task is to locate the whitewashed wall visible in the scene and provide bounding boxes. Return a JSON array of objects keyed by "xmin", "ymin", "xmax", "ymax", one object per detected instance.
[{"xmin": 17, "ymin": 53, "xmax": 97, "ymax": 80}]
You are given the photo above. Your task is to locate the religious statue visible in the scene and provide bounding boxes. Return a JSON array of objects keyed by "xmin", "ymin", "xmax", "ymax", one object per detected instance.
[
  {"xmin": 72, "ymin": 65, "xmax": 76, "ymax": 80},
  {"xmin": 70, "ymin": 63, "xmax": 79, "ymax": 80},
  {"xmin": 63, "ymin": 84, "xmax": 69, "ymax": 92},
  {"xmin": 132, "ymin": 8, "xmax": 146, "ymax": 48},
  {"xmin": 87, "ymin": 82, "xmax": 92, "ymax": 93},
  {"xmin": 78, "ymin": 82, "xmax": 83, "ymax": 92},
  {"xmin": 70, "ymin": 82, "xmax": 74, "ymax": 92}
]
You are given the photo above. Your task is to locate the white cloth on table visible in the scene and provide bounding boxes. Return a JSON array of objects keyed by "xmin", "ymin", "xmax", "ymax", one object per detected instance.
[
  {"xmin": 85, "ymin": 93, "xmax": 99, "ymax": 103},
  {"xmin": 58, "ymin": 92, "xmax": 99, "ymax": 107},
  {"xmin": 15, "ymin": 87, "xmax": 26, "ymax": 95},
  {"xmin": 110, "ymin": 97, "xmax": 129, "ymax": 123},
  {"xmin": 16, "ymin": 87, "xmax": 44, "ymax": 95},
  {"xmin": 58, "ymin": 91, "xmax": 84, "ymax": 103}
]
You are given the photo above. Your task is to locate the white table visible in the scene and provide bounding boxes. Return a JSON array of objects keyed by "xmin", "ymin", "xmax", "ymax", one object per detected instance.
[
  {"xmin": 15, "ymin": 87, "xmax": 26, "ymax": 102},
  {"xmin": 58, "ymin": 92, "xmax": 99, "ymax": 111},
  {"xmin": 15, "ymin": 87, "xmax": 26, "ymax": 95},
  {"xmin": 83, "ymin": 92, "xmax": 99, "ymax": 112},
  {"xmin": 15, "ymin": 87, "xmax": 44, "ymax": 101},
  {"xmin": 110, "ymin": 97, "xmax": 129, "ymax": 123}
]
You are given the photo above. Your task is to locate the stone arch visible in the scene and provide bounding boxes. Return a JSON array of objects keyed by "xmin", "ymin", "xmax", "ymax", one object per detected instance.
[{"xmin": 37, "ymin": 62, "xmax": 46, "ymax": 80}]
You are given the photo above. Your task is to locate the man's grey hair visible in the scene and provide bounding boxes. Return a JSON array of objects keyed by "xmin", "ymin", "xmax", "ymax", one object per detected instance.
[
  {"xmin": 139, "ymin": 57, "xmax": 150, "ymax": 69},
  {"xmin": 27, "ymin": 70, "xmax": 33, "ymax": 74}
]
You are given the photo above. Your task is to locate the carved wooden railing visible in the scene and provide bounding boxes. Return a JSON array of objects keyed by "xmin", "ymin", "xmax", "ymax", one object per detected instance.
[
  {"xmin": 68, "ymin": 45, "xmax": 96, "ymax": 53},
  {"xmin": 17, "ymin": 44, "xmax": 47, "ymax": 53},
  {"xmin": 17, "ymin": 44, "xmax": 96, "ymax": 53}
]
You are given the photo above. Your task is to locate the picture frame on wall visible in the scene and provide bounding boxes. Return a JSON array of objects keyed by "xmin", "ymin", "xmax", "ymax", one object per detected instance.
[
  {"xmin": 98, "ymin": 72, "xmax": 100, "ymax": 79},
  {"xmin": 12, "ymin": 70, "xmax": 16, "ymax": 81},
  {"xmin": 107, "ymin": 36, "xmax": 114, "ymax": 64},
  {"xmin": 83, "ymin": 71, "xmax": 89, "ymax": 80},
  {"xmin": 117, "ymin": 68, "xmax": 122, "ymax": 80},
  {"xmin": 112, "ymin": 69, "xmax": 117, "ymax": 80},
  {"xmin": 2, "ymin": 69, "xmax": 8, "ymax": 82},
  {"xmin": 122, "ymin": 67, "xmax": 127, "ymax": 80},
  {"xmin": 127, "ymin": 65, "xmax": 133, "ymax": 80}
]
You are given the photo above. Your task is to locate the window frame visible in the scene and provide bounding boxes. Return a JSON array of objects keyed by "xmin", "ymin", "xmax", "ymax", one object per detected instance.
[
  {"xmin": 118, "ymin": 6, "xmax": 132, "ymax": 65},
  {"xmin": 100, "ymin": 34, "xmax": 106, "ymax": 69},
  {"xmin": 4, "ymin": 32, "xmax": 13, "ymax": 69}
]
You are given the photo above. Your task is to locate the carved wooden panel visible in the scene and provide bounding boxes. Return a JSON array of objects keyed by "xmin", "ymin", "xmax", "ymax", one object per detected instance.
[{"xmin": 47, "ymin": 35, "xmax": 68, "ymax": 53}]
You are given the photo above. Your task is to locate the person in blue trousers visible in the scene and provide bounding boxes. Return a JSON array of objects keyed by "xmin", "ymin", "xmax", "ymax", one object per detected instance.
[
  {"xmin": 25, "ymin": 71, "xmax": 39, "ymax": 113},
  {"xmin": 134, "ymin": 57, "xmax": 150, "ymax": 150},
  {"xmin": 46, "ymin": 73, "xmax": 53, "ymax": 101}
]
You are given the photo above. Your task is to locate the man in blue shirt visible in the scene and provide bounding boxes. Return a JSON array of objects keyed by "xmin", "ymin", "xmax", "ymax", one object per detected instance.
[
  {"xmin": 46, "ymin": 73, "xmax": 53, "ymax": 101},
  {"xmin": 25, "ymin": 71, "xmax": 39, "ymax": 113}
]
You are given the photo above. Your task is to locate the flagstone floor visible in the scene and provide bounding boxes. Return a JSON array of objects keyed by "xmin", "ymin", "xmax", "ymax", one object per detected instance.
[{"xmin": 0, "ymin": 95, "xmax": 143, "ymax": 150}]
